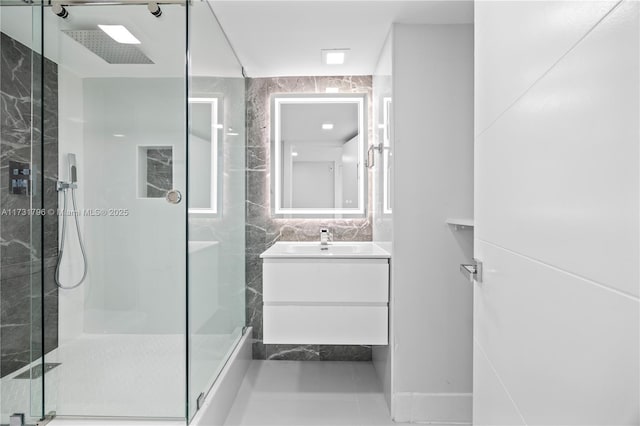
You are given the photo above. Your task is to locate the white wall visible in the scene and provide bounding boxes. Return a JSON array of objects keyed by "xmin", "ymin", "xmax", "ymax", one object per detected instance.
[
  {"xmin": 391, "ymin": 24, "xmax": 474, "ymax": 424},
  {"xmin": 57, "ymin": 66, "xmax": 86, "ymax": 344},
  {"xmin": 474, "ymin": 1, "xmax": 639, "ymax": 424},
  {"xmin": 82, "ymin": 78, "xmax": 186, "ymax": 334},
  {"xmin": 59, "ymin": 75, "xmax": 188, "ymax": 338}
]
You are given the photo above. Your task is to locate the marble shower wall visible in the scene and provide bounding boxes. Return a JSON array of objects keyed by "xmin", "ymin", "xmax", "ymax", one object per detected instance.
[
  {"xmin": 246, "ymin": 76, "xmax": 373, "ymax": 361},
  {"xmin": 0, "ymin": 32, "xmax": 59, "ymax": 378}
]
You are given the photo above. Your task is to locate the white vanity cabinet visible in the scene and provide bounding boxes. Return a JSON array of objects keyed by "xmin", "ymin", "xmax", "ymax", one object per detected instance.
[{"xmin": 260, "ymin": 242, "xmax": 391, "ymax": 345}]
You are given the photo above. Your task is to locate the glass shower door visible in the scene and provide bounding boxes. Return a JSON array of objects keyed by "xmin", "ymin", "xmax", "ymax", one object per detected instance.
[
  {"xmin": 40, "ymin": 2, "xmax": 188, "ymax": 419},
  {"xmin": 187, "ymin": 1, "xmax": 246, "ymax": 421},
  {"xmin": 2, "ymin": 1, "xmax": 248, "ymax": 421},
  {"xmin": 0, "ymin": 2, "xmax": 46, "ymax": 424}
]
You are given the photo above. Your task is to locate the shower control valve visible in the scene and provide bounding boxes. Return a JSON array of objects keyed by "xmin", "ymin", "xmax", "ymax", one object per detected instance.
[{"xmin": 57, "ymin": 181, "xmax": 77, "ymax": 191}]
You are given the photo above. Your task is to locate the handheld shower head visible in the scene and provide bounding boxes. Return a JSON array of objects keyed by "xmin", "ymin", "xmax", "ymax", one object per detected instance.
[
  {"xmin": 56, "ymin": 152, "xmax": 88, "ymax": 289},
  {"xmin": 68, "ymin": 153, "xmax": 77, "ymax": 183}
]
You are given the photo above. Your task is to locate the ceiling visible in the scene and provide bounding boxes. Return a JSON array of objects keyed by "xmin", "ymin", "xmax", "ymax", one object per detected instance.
[
  {"xmin": 1, "ymin": 1, "xmax": 472, "ymax": 78},
  {"xmin": 0, "ymin": 2, "xmax": 241, "ymax": 78},
  {"xmin": 282, "ymin": 102, "xmax": 359, "ymax": 143},
  {"xmin": 211, "ymin": 0, "xmax": 474, "ymax": 77}
]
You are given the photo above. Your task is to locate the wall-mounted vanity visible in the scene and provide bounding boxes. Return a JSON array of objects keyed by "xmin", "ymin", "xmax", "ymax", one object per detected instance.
[{"xmin": 260, "ymin": 242, "xmax": 390, "ymax": 345}]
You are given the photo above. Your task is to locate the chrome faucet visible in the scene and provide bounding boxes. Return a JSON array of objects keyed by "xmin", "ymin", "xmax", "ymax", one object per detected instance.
[{"xmin": 320, "ymin": 228, "xmax": 331, "ymax": 245}]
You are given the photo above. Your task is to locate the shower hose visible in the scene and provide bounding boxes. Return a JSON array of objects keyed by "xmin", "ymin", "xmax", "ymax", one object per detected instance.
[{"xmin": 54, "ymin": 186, "xmax": 88, "ymax": 289}]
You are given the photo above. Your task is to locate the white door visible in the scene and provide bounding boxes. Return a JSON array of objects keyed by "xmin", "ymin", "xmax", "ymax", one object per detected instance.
[{"xmin": 473, "ymin": 1, "xmax": 639, "ymax": 425}]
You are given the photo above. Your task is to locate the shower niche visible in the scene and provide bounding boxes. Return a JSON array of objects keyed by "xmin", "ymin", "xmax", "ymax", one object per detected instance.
[{"xmin": 137, "ymin": 145, "xmax": 174, "ymax": 198}]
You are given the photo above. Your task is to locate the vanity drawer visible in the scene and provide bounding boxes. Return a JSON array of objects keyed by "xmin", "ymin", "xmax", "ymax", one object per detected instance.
[
  {"xmin": 263, "ymin": 259, "xmax": 389, "ymax": 303},
  {"xmin": 263, "ymin": 305, "xmax": 388, "ymax": 345}
]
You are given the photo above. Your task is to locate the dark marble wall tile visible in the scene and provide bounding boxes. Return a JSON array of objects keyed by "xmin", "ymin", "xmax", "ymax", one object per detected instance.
[
  {"xmin": 266, "ymin": 344, "xmax": 320, "ymax": 361},
  {"xmin": 319, "ymin": 345, "xmax": 372, "ymax": 361},
  {"xmin": 0, "ymin": 32, "xmax": 59, "ymax": 378},
  {"xmin": 245, "ymin": 76, "xmax": 373, "ymax": 361},
  {"xmin": 146, "ymin": 147, "xmax": 173, "ymax": 197}
]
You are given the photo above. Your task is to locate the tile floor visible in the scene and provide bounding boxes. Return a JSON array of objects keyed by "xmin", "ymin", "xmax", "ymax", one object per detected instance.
[
  {"xmin": 2, "ymin": 332, "xmax": 238, "ymax": 423},
  {"xmin": 10, "ymin": 360, "xmax": 399, "ymax": 426},
  {"xmin": 224, "ymin": 360, "xmax": 400, "ymax": 426}
]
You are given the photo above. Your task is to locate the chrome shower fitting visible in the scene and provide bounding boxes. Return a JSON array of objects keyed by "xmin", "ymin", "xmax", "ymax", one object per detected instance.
[
  {"xmin": 148, "ymin": 2, "xmax": 162, "ymax": 17},
  {"xmin": 55, "ymin": 153, "xmax": 88, "ymax": 290},
  {"xmin": 52, "ymin": 3, "xmax": 69, "ymax": 18}
]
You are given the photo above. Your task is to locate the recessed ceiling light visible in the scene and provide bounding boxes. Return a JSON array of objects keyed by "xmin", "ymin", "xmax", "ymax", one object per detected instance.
[
  {"xmin": 291, "ymin": 152, "xmax": 299, "ymax": 157},
  {"xmin": 325, "ymin": 87, "xmax": 340, "ymax": 93},
  {"xmin": 321, "ymin": 49, "xmax": 349, "ymax": 65},
  {"xmin": 322, "ymin": 123, "xmax": 334, "ymax": 130},
  {"xmin": 326, "ymin": 52, "xmax": 344, "ymax": 65},
  {"xmin": 98, "ymin": 25, "xmax": 141, "ymax": 44}
]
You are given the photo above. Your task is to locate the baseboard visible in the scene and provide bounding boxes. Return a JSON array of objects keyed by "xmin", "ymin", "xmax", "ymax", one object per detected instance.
[
  {"xmin": 392, "ymin": 392, "xmax": 472, "ymax": 425},
  {"xmin": 191, "ymin": 327, "xmax": 252, "ymax": 426}
]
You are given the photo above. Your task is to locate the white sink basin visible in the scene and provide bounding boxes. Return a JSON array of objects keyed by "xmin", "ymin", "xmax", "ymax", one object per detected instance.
[
  {"xmin": 260, "ymin": 241, "xmax": 391, "ymax": 259},
  {"xmin": 285, "ymin": 244, "xmax": 360, "ymax": 255}
]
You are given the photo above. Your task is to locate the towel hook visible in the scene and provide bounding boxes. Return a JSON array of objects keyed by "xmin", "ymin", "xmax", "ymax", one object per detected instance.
[{"xmin": 366, "ymin": 143, "xmax": 390, "ymax": 168}]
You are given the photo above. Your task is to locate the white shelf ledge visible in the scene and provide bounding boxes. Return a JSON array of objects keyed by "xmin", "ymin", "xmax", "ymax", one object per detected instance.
[{"xmin": 446, "ymin": 218, "xmax": 474, "ymax": 229}]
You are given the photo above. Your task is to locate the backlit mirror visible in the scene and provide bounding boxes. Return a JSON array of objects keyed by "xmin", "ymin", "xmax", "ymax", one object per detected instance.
[{"xmin": 271, "ymin": 94, "xmax": 367, "ymax": 217}]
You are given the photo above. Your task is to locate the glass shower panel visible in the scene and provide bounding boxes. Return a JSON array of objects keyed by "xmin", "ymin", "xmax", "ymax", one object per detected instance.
[
  {"xmin": 187, "ymin": 1, "xmax": 246, "ymax": 421},
  {"xmin": 40, "ymin": 3, "xmax": 188, "ymax": 418},
  {"xmin": 0, "ymin": 2, "xmax": 46, "ymax": 424}
]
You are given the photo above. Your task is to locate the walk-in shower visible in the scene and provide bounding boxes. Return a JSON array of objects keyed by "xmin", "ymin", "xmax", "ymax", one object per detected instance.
[{"xmin": 0, "ymin": 1, "xmax": 246, "ymax": 424}]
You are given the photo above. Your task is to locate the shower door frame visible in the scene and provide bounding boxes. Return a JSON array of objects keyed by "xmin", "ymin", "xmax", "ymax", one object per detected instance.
[
  {"xmin": 29, "ymin": 1, "xmax": 248, "ymax": 422},
  {"xmin": 34, "ymin": 0, "xmax": 194, "ymax": 422}
]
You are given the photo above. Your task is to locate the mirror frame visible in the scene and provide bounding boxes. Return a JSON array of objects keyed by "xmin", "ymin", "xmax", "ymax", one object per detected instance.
[
  {"xmin": 271, "ymin": 93, "xmax": 368, "ymax": 217},
  {"xmin": 188, "ymin": 96, "xmax": 222, "ymax": 216}
]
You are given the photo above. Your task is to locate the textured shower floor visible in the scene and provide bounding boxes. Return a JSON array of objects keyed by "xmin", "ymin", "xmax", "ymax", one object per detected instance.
[{"xmin": 1, "ymin": 332, "xmax": 238, "ymax": 422}]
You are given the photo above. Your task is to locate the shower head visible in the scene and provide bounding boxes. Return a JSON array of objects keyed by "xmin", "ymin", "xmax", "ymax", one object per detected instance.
[
  {"xmin": 68, "ymin": 153, "xmax": 77, "ymax": 183},
  {"xmin": 62, "ymin": 30, "xmax": 154, "ymax": 65}
]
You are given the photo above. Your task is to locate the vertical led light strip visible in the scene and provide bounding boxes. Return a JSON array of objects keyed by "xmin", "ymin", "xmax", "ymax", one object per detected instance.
[
  {"xmin": 383, "ymin": 97, "xmax": 392, "ymax": 215},
  {"xmin": 188, "ymin": 97, "xmax": 219, "ymax": 215},
  {"xmin": 357, "ymin": 98, "xmax": 365, "ymax": 214},
  {"xmin": 274, "ymin": 98, "xmax": 282, "ymax": 211}
]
